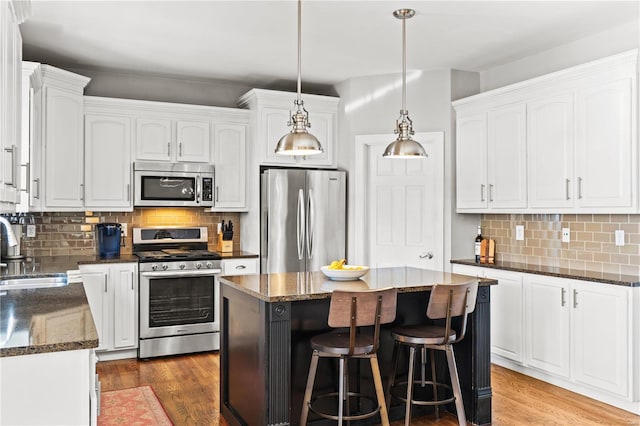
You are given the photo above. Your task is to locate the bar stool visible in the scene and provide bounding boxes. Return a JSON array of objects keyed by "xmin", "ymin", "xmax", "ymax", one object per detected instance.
[
  {"xmin": 300, "ymin": 287, "xmax": 397, "ymax": 426},
  {"xmin": 387, "ymin": 280, "xmax": 478, "ymax": 426}
]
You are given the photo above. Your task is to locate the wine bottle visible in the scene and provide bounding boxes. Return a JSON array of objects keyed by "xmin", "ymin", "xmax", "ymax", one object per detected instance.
[{"xmin": 475, "ymin": 226, "xmax": 483, "ymax": 263}]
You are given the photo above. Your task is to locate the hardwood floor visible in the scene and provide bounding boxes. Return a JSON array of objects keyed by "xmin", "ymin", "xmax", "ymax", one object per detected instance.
[{"xmin": 97, "ymin": 353, "xmax": 639, "ymax": 425}]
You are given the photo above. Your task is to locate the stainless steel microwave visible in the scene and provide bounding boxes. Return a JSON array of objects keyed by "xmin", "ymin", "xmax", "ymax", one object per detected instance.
[{"xmin": 134, "ymin": 162, "xmax": 214, "ymax": 207}]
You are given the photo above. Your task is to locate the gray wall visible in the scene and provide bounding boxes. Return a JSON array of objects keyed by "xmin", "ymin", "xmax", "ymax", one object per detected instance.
[{"xmin": 480, "ymin": 21, "xmax": 639, "ymax": 91}]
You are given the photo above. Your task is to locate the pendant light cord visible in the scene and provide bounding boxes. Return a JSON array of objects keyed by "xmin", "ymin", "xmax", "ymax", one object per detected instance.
[
  {"xmin": 401, "ymin": 14, "xmax": 406, "ymax": 113},
  {"xmin": 297, "ymin": 0, "xmax": 302, "ymax": 105}
]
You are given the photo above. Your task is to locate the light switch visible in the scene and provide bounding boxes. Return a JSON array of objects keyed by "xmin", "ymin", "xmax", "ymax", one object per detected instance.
[
  {"xmin": 515, "ymin": 225, "xmax": 524, "ymax": 241},
  {"xmin": 562, "ymin": 228, "xmax": 570, "ymax": 243},
  {"xmin": 615, "ymin": 230, "xmax": 625, "ymax": 246}
]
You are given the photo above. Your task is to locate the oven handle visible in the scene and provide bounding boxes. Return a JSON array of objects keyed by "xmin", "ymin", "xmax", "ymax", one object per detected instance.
[{"xmin": 140, "ymin": 269, "xmax": 221, "ymax": 279}]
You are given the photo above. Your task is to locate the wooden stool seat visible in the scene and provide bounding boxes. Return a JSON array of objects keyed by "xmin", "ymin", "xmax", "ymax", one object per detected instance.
[
  {"xmin": 300, "ymin": 287, "xmax": 398, "ymax": 426},
  {"xmin": 391, "ymin": 325, "xmax": 457, "ymax": 345},
  {"xmin": 311, "ymin": 332, "xmax": 376, "ymax": 356}
]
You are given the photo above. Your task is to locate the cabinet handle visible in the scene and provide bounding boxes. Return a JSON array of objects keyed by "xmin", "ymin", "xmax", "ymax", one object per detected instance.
[
  {"xmin": 577, "ymin": 177, "xmax": 583, "ymax": 200},
  {"xmin": 20, "ymin": 163, "xmax": 30, "ymax": 192},
  {"xmin": 235, "ymin": 265, "xmax": 246, "ymax": 270},
  {"xmin": 167, "ymin": 142, "xmax": 171, "ymax": 158},
  {"xmin": 215, "ymin": 186, "xmax": 219, "ymax": 203},
  {"xmin": 489, "ymin": 184, "xmax": 494, "ymax": 202},
  {"xmin": 131, "ymin": 272, "xmax": 134, "ymax": 290},
  {"xmin": 4, "ymin": 146, "xmax": 16, "ymax": 186},
  {"xmin": 80, "ymin": 183, "xmax": 84, "ymax": 201},
  {"xmin": 127, "ymin": 183, "xmax": 131, "ymax": 201},
  {"xmin": 565, "ymin": 178, "xmax": 570, "ymax": 200},
  {"xmin": 480, "ymin": 184, "xmax": 485, "ymax": 202},
  {"xmin": 573, "ymin": 289, "xmax": 578, "ymax": 308},
  {"xmin": 179, "ymin": 142, "xmax": 182, "ymax": 157},
  {"xmin": 104, "ymin": 275, "xmax": 108, "ymax": 293},
  {"xmin": 34, "ymin": 178, "xmax": 40, "ymax": 199},
  {"xmin": 561, "ymin": 288, "xmax": 566, "ymax": 306}
]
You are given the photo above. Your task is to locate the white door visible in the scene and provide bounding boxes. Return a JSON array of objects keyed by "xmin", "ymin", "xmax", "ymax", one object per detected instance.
[
  {"xmin": 364, "ymin": 132, "xmax": 443, "ymax": 269},
  {"xmin": 487, "ymin": 269, "xmax": 524, "ymax": 363},
  {"xmin": 80, "ymin": 267, "xmax": 109, "ymax": 351}
]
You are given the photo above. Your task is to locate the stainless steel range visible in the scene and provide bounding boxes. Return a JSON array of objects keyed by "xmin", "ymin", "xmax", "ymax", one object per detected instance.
[{"xmin": 133, "ymin": 227, "xmax": 222, "ymax": 358}]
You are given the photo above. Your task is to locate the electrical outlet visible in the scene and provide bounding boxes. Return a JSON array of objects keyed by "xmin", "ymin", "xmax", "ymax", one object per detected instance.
[
  {"xmin": 515, "ymin": 225, "xmax": 525, "ymax": 241},
  {"xmin": 562, "ymin": 228, "xmax": 570, "ymax": 243},
  {"xmin": 615, "ymin": 229, "xmax": 625, "ymax": 246},
  {"xmin": 121, "ymin": 223, "xmax": 128, "ymax": 237}
]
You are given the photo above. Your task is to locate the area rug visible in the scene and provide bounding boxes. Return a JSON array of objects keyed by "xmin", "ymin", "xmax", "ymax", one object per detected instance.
[{"xmin": 99, "ymin": 385, "xmax": 173, "ymax": 426}]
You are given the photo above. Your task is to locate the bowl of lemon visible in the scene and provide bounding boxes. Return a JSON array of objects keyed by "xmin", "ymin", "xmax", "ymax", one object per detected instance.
[{"xmin": 321, "ymin": 259, "xmax": 369, "ymax": 281}]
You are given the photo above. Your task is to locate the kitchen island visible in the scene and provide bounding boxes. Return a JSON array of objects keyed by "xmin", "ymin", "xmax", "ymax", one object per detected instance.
[{"xmin": 220, "ymin": 267, "xmax": 497, "ymax": 426}]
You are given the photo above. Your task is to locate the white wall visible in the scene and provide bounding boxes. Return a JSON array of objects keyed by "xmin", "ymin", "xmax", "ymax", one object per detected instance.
[
  {"xmin": 335, "ymin": 70, "xmax": 456, "ymax": 268},
  {"xmin": 480, "ymin": 21, "xmax": 639, "ymax": 91}
]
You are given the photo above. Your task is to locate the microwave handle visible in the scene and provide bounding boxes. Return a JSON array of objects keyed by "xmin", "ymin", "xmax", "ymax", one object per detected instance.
[{"xmin": 196, "ymin": 176, "xmax": 201, "ymax": 203}]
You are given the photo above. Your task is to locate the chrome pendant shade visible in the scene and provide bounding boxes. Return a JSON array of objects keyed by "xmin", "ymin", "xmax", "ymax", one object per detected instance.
[
  {"xmin": 275, "ymin": 0, "xmax": 323, "ymax": 156},
  {"xmin": 383, "ymin": 9, "xmax": 427, "ymax": 159}
]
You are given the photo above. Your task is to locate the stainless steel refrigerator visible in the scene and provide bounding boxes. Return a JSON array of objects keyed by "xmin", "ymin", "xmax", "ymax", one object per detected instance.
[{"xmin": 260, "ymin": 168, "xmax": 346, "ymax": 274}]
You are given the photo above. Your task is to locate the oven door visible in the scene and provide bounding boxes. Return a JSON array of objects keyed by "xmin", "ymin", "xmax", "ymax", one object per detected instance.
[{"xmin": 139, "ymin": 269, "xmax": 220, "ymax": 339}]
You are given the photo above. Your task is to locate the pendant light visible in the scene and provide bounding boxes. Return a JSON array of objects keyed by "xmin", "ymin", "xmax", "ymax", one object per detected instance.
[
  {"xmin": 274, "ymin": 0, "xmax": 323, "ymax": 156},
  {"xmin": 383, "ymin": 9, "xmax": 427, "ymax": 158}
]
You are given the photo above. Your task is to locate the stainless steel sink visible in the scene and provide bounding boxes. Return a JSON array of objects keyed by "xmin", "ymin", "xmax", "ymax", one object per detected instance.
[{"xmin": 0, "ymin": 274, "xmax": 68, "ymax": 290}]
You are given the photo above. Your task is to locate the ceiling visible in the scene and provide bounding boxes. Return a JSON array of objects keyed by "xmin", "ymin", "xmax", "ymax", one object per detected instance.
[{"xmin": 20, "ymin": 1, "xmax": 640, "ymax": 88}]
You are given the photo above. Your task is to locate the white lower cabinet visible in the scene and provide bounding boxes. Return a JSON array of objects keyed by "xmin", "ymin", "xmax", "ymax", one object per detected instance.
[
  {"xmin": 452, "ymin": 264, "xmax": 524, "ymax": 363},
  {"xmin": 80, "ymin": 263, "xmax": 138, "ymax": 359},
  {"xmin": 524, "ymin": 275, "xmax": 570, "ymax": 377},
  {"xmin": 571, "ymin": 280, "xmax": 629, "ymax": 397},
  {"xmin": 451, "ymin": 263, "xmax": 637, "ymax": 413},
  {"xmin": 0, "ymin": 349, "xmax": 96, "ymax": 425}
]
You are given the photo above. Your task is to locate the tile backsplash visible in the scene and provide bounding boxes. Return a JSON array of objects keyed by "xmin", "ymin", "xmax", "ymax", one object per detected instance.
[
  {"xmin": 481, "ymin": 214, "xmax": 640, "ymax": 276},
  {"xmin": 20, "ymin": 209, "xmax": 241, "ymax": 257}
]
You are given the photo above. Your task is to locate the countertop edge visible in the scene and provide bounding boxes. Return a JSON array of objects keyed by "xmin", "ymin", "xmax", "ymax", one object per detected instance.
[{"xmin": 450, "ymin": 259, "xmax": 640, "ymax": 287}]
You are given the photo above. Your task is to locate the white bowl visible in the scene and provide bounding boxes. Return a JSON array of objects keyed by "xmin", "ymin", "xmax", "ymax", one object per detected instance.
[{"xmin": 320, "ymin": 265, "xmax": 369, "ymax": 281}]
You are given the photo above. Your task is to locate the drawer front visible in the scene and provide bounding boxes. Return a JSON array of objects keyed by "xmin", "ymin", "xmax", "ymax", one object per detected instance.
[{"xmin": 222, "ymin": 258, "xmax": 258, "ymax": 276}]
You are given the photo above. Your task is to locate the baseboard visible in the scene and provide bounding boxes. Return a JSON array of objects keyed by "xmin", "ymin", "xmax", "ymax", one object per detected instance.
[{"xmin": 95, "ymin": 348, "xmax": 138, "ymax": 361}]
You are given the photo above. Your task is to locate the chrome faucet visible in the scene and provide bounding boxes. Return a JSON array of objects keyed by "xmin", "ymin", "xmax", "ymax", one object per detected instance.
[{"xmin": 0, "ymin": 216, "xmax": 18, "ymax": 269}]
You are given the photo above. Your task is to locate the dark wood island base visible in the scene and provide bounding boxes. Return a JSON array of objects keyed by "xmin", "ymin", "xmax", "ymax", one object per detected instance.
[{"xmin": 220, "ymin": 267, "xmax": 496, "ymax": 425}]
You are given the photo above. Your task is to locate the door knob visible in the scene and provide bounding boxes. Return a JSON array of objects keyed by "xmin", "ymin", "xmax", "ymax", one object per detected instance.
[{"xmin": 419, "ymin": 251, "xmax": 434, "ymax": 259}]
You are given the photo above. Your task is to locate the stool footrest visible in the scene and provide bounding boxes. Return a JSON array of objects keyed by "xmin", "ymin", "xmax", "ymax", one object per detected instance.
[
  {"xmin": 389, "ymin": 380, "xmax": 455, "ymax": 406},
  {"xmin": 309, "ymin": 391, "xmax": 382, "ymax": 422}
]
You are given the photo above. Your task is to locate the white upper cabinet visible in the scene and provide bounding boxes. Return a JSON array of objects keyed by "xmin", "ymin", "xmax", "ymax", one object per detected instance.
[
  {"xmin": 454, "ymin": 49, "xmax": 638, "ymax": 213},
  {"xmin": 527, "ymin": 93, "xmax": 574, "ymax": 208},
  {"xmin": 238, "ymin": 89, "xmax": 339, "ymax": 168},
  {"xmin": 28, "ymin": 65, "xmax": 90, "ymax": 211},
  {"xmin": 135, "ymin": 117, "xmax": 210, "ymax": 163},
  {"xmin": 487, "ymin": 103, "xmax": 527, "ymax": 209},
  {"xmin": 84, "ymin": 110, "xmax": 132, "ymax": 210},
  {"xmin": 0, "ymin": 1, "xmax": 28, "ymax": 209},
  {"xmin": 455, "ymin": 113, "xmax": 487, "ymax": 209},
  {"xmin": 575, "ymin": 77, "xmax": 634, "ymax": 209},
  {"xmin": 212, "ymin": 123, "xmax": 247, "ymax": 211}
]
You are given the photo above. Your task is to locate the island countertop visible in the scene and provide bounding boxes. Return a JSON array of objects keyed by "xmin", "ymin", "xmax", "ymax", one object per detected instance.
[
  {"xmin": 0, "ymin": 282, "xmax": 98, "ymax": 357},
  {"xmin": 219, "ymin": 266, "xmax": 496, "ymax": 302}
]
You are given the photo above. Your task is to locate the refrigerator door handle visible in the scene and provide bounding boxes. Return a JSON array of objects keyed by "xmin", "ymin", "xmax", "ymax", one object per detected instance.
[
  {"xmin": 307, "ymin": 189, "xmax": 314, "ymax": 259},
  {"xmin": 297, "ymin": 189, "xmax": 305, "ymax": 260}
]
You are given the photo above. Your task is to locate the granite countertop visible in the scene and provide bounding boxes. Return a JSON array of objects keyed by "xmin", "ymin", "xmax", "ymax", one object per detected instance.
[
  {"xmin": 219, "ymin": 266, "xmax": 496, "ymax": 303},
  {"xmin": 450, "ymin": 259, "xmax": 640, "ymax": 287},
  {"xmin": 0, "ymin": 281, "xmax": 98, "ymax": 357}
]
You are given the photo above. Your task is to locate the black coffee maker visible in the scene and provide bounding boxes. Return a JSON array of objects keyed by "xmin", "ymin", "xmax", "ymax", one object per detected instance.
[{"xmin": 96, "ymin": 223, "xmax": 122, "ymax": 258}]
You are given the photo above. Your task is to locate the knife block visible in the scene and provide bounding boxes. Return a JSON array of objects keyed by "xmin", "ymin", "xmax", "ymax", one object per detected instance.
[{"xmin": 217, "ymin": 233, "xmax": 233, "ymax": 253}]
